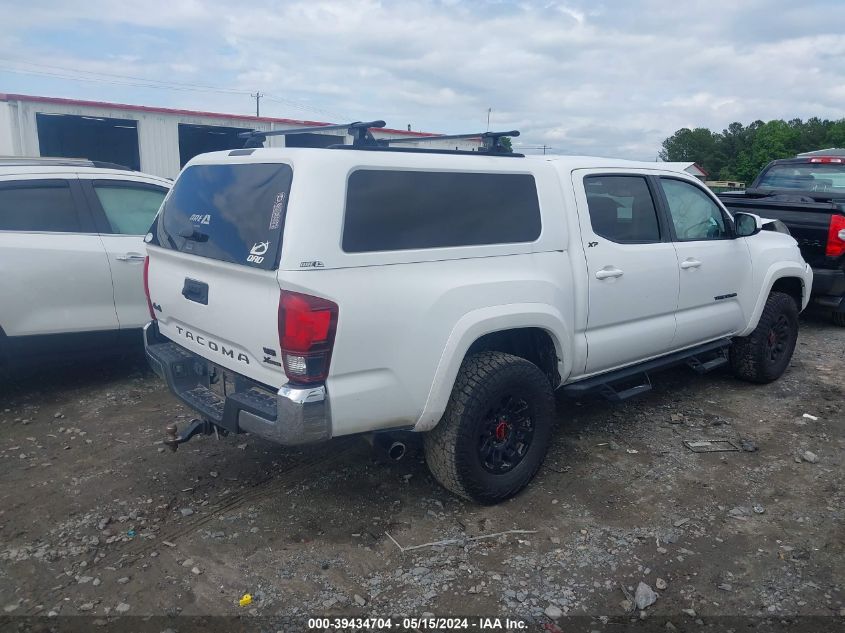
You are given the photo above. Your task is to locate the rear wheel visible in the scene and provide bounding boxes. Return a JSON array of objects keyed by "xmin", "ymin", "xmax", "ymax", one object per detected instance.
[
  {"xmin": 832, "ymin": 310, "xmax": 845, "ymax": 327},
  {"xmin": 730, "ymin": 291, "xmax": 798, "ymax": 384},
  {"xmin": 424, "ymin": 351, "xmax": 555, "ymax": 504}
]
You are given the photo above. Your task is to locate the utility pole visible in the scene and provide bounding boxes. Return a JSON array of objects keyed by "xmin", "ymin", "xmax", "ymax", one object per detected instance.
[
  {"xmin": 251, "ymin": 92, "xmax": 263, "ymax": 117},
  {"xmin": 486, "ymin": 108, "xmax": 492, "ymax": 132}
]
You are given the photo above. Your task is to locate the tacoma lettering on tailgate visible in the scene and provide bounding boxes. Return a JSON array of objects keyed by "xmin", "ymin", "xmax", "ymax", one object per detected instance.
[{"xmin": 174, "ymin": 325, "xmax": 250, "ymax": 364}]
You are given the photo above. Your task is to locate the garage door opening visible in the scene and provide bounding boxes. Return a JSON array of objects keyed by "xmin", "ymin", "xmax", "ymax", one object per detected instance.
[
  {"xmin": 178, "ymin": 124, "xmax": 249, "ymax": 167},
  {"xmin": 36, "ymin": 113, "xmax": 141, "ymax": 170},
  {"xmin": 284, "ymin": 132, "xmax": 345, "ymax": 148}
]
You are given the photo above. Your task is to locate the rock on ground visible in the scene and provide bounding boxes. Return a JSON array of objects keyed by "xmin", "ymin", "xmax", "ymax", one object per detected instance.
[{"xmin": 634, "ymin": 582, "xmax": 658, "ymax": 610}]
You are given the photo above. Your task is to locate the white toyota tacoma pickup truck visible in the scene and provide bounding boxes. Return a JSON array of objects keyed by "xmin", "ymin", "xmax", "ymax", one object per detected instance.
[{"xmin": 143, "ymin": 129, "xmax": 812, "ymax": 503}]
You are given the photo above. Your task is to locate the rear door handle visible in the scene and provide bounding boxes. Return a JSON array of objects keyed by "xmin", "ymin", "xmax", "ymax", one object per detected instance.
[
  {"xmin": 595, "ymin": 267, "xmax": 624, "ymax": 280},
  {"xmin": 680, "ymin": 258, "xmax": 702, "ymax": 269},
  {"xmin": 116, "ymin": 253, "xmax": 146, "ymax": 262}
]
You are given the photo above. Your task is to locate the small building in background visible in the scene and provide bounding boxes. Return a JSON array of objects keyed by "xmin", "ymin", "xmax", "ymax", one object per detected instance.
[
  {"xmin": 661, "ymin": 161, "xmax": 708, "ymax": 180},
  {"xmin": 704, "ymin": 180, "xmax": 746, "ymax": 193},
  {"xmin": 0, "ymin": 93, "xmax": 480, "ymax": 179}
]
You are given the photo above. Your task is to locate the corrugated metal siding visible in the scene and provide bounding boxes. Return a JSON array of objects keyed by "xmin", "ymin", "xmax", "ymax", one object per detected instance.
[{"xmin": 0, "ymin": 102, "xmax": 14, "ymax": 155}]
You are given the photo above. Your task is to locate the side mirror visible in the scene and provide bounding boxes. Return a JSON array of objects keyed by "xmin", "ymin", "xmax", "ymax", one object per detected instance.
[{"xmin": 734, "ymin": 212, "xmax": 762, "ymax": 237}]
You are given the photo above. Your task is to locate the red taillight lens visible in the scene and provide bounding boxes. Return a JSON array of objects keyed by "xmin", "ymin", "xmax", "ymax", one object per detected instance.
[
  {"xmin": 827, "ymin": 215, "xmax": 845, "ymax": 258},
  {"xmin": 278, "ymin": 290, "xmax": 338, "ymax": 385},
  {"xmin": 808, "ymin": 157, "xmax": 843, "ymax": 163},
  {"xmin": 143, "ymin": 256, "xmax": 156, "ymax": 320}
]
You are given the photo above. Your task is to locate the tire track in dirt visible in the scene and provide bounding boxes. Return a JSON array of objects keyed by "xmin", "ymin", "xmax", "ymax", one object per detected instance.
[
  {"xmin": 111, "ymin": 438, "xmax": 363, "ymax": 563},
  {"xmin": 17, "ymin": 438, "xmax": 367, "ymax": 616}
]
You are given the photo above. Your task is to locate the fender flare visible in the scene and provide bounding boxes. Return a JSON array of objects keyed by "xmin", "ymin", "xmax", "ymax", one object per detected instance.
[
  {"xmin": 413, "ymin": 304, "xmax": 572, "ymax": 432},
  {"xmin": 737, "ymin": 261, "xmax": 811, "ymax": 337}
]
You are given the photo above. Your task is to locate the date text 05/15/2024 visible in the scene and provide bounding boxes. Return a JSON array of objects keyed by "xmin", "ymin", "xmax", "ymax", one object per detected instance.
[{"xmin": 306, "ymin": 616, "xmax": 528, "ymax": 630}]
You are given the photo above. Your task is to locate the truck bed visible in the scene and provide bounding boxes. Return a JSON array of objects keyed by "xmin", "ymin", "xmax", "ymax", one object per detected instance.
[{"xmin": 717, "ymin": 192, "xmax": 844, "ymax": 268}]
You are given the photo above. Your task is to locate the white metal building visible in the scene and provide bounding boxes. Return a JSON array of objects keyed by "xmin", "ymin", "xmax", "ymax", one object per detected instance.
[
  {"xmin": 661, "ymin": 161, "xmax": 708, "ymax": 180},
  {"xmin": 0, "ymin": 93, "xmax": 480, "ymax": 179}
]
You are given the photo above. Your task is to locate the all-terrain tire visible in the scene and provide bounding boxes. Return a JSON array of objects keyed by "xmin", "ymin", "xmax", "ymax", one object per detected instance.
[
  {"xmin": 424, "ymin": 351, "xmax": 555, "ymax": 504},
  {"xmin": 730, "ymin": 291, "xmax": 799, "ymax": 384},
  {"xmin": 832, "ymin": 310, "xmax": 845, "ymax": 327}
]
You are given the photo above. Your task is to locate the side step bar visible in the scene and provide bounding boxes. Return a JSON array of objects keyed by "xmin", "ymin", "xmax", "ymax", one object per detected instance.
[
  {"xmin": 686, "ymin": 347, "xmax": 729, "ymax": 374},
  {"xmin": 562, "ymin": 339, "xmax": 731, "ymax": 402}
]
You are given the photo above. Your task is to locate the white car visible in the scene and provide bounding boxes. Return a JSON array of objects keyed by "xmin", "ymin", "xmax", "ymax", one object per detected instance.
[
  {"xmin": 0, "ymin": 157, "xmax": 170, "ymax": 367},
  {"xmin": 143, "ymin": 131, "xmax": 812, "ymax": 503}
]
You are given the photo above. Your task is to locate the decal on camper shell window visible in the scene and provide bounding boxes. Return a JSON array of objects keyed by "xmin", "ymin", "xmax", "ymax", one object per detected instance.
[
  {"xmin": 269, "ymin": 192, "xmax": 286, "ymax": 230},
  {"xmin": 247, "ymin": 241, "xmax": 270, "ymax": 264}
]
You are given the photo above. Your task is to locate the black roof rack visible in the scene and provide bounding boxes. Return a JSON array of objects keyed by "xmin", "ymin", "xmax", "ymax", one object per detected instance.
[
  {"xmin": 239, "ymin": 121, "xmax": 386, "ymax": 148},
  {"xmin": 385, "ymin": 130, "xmax": 520, "ymax": 154},
  {"xmin": 238, "ymin": 122, "xmax": 523, "ymax": 156}
]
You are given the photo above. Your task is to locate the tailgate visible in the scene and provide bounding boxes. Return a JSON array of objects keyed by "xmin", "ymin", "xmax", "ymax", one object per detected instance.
[
  {"xmin": 145, "ymin": 160, "xmax": 293, "ymax": 388},
  {"xmin": 147, "ymin": 247, "xmax": 284, "ymax": 388}
]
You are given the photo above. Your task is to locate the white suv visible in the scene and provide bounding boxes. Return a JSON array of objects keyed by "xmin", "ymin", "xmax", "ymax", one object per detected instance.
[
  {"xmin": 0, "ymin": 158, "xmax": 170, "ymax": 367},
  {"xmin": 143, "ymin": 133, "xmax": 812, "ymax": 503}
]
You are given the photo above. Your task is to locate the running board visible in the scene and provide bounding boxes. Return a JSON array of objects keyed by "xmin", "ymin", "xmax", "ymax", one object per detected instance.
[
  {"xmin": 686, "ymin": 347, "xmax": 729, "ymax": 374},
  {"xmin": 597, "ymin": 373, "xmax": 652, "ymax": 402},
  {"xmin": 562, "ymin": 339, "xmax": 731, "ymax": 402}
]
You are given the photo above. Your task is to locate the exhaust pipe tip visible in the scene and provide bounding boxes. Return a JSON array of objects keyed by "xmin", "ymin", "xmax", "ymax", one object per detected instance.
[
  {"xmin": 387, "ymin": 441, "xmax": 406, "ymax": 462},
  {"xmin": 368, "ymin": 433, "xmax": 408, "ymax": 462}
]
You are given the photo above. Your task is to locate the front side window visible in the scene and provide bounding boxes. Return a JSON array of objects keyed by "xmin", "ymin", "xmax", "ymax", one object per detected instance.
[
  {"xmin": 584, "ymin": 175, "xmax": 660, "ymax": 243},
  {"xmin": 342, "ymin": 170, "xmax": 541, "ymax": 252},
  {"xmin": 659, "ymin": 178, "xmax": 729, "ymax": 241},
  {"xmin": 94, "ymin": 182, "xmax": 167, "ymax": 235},
  {"xmin": 0, "ymin": 180, "xmax": 80, "ymax": 232}
]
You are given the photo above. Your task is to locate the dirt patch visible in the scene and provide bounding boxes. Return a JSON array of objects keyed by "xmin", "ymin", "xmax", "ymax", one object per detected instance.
[{"xmin": 0, "ymin": 315, "xmax": 842, "ymax": 631}]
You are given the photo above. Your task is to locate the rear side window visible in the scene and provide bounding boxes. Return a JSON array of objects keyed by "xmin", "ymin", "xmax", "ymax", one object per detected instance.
[
  {"xmin": 584, "ymin": 175, "xmax": 660, "ymax": 243},
  {"xmin": 94, "ymin": 182, "xmax": 167, "ymax": 235},
  {"xmin": 157, "ymin": 163, "xmax": 292, "ymax": 270},
  {"xmin": 0, "ymin": 180, "xmax": 81, "ymax": 232},
  {"xmin": 342, "ymin": 170, "xmax": 541, "ymax": 253}
]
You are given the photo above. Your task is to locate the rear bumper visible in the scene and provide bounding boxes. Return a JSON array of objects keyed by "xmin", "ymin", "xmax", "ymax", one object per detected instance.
[
  {"xmin": 143, "ymin": 322, "xmax": 331, "ymax": 445},
  {"xmin": 810, "ymin": 267, "xmax": 845, "ymax": 311}
]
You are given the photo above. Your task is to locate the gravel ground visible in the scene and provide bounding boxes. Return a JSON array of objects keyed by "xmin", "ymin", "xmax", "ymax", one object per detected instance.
[{"xmin": 0, "ymin": 313, "xmax": 842, "ymax": 632}]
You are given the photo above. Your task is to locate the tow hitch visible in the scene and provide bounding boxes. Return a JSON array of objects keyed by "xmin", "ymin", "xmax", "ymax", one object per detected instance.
[{"xmin": 164, "ymin": 419, "xmax": 225, "ymax": 452}]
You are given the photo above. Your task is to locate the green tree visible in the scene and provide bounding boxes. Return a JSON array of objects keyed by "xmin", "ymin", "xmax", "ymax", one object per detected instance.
[
  {"xmin": 659, "ymin": 117, "xmax": 845, "ymax": 181},
  {"xmin": 743, "ymin": 120, "xmax": 797, "ymax": 181},
  {"xmin": 658, "ymin": 127, "xmax": 723, "ymax": 175},
  {"xmin": 824, "ymin": 120, "xmax": 845, "ymax": 147}
]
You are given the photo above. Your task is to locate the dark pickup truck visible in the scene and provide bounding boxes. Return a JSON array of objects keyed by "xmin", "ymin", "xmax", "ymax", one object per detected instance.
[{"xmin": 718, "ymin": 149, "xmax": 845, "ymax": 326}]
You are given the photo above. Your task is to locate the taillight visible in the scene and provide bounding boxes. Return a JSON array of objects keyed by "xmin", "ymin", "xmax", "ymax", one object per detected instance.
[
  {"xmin": 143, "ymin": 256, "xmax": 156, "ymax": 320},
  {"xmin": 808, "ymin": 157, "xmax": 843, "ymax": 163},
  {"xmin": 278, "ymin": 290, "xmax": 338, "ymax": 385},
  {"xmin": 827, "ymin": 215, "xmax": 845, "ymax": 258}
]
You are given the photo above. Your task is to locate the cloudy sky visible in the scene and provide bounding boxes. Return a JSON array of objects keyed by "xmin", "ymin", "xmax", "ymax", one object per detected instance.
[{"xmin": 1, "ymin": 0, "xmax": 843, "ymax": 158}]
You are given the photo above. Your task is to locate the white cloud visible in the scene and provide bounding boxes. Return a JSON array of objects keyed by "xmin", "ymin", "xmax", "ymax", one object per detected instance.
[{"xmin": 0, "ymin": 0, "xmax": 844, "ymax": 158}]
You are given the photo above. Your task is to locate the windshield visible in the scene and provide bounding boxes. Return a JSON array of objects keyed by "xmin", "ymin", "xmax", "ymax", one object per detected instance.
[
  {"xmin": 155, "ymin": 163, "xmax": 292, "ymax": 270},
  {"xmin": 757, "ymin": 162, "xmax": 845, "ymax": 194}
]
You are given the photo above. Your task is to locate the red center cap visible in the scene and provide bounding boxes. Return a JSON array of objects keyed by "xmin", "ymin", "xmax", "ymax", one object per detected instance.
[{"xmin": 495, "ymin": 420, "xmax": 509, "ymax": 442}]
